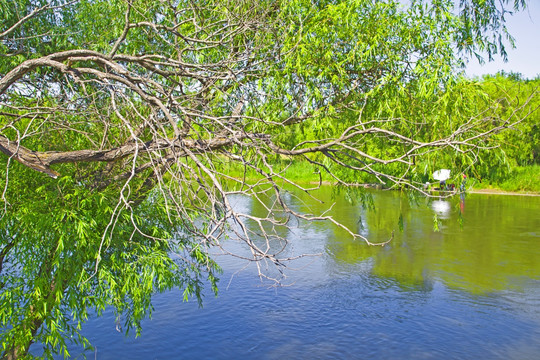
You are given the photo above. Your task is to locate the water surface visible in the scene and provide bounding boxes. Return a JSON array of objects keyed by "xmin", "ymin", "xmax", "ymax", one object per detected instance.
[{"xmin": 43, "ymin": 189, "xmax": 540, "ymax": 359}]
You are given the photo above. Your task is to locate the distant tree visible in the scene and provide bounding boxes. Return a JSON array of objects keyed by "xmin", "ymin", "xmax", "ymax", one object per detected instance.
[
  {"xmin": 0, "ymin": 0, "xmax": 534, "ymax": 358},
  {"xmin": 474, "ymin": 73, "xmax": 540, "ymax": 180}
]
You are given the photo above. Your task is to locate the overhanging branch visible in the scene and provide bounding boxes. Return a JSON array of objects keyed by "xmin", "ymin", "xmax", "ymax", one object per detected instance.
[{"xmin": 0, "ymin": 132, "xmax": 257, "ymax": 178}]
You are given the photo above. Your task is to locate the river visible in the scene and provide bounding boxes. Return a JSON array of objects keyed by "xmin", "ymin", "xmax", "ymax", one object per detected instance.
[{"xmin": 40, "ymin": 188, "xmax": 540, "ymax": 359}]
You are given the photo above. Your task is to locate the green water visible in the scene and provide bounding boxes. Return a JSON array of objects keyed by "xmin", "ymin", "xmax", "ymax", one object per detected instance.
[{"xmin": 286, "ymin": 188, "xmax": 540, "ymax": 295}]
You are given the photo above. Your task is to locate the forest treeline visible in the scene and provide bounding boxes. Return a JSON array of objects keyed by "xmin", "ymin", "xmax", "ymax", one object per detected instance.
[
  {"xmin": 253, "ymin": 72, "xmax": 540, "ymax": 193},
  {"xmin": 473, "ymin": 73, "xmax": 539, "ymax": 192}
]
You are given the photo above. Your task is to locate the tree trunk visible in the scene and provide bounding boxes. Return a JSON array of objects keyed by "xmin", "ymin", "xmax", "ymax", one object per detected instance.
[
  {"xmin": 1, "ymin": 317, "xmax": 44, "ymax": 360},
  {"xmin": 2, "ymin": 244, "xmax": 64, "ymax": 360}
]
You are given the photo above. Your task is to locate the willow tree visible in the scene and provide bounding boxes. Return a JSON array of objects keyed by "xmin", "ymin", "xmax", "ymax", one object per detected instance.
[{"xmin": 0, "ymin": 0, "xmax": 533, "ymax": 358}]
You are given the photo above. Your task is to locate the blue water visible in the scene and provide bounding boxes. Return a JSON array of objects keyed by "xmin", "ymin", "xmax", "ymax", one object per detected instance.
[{"xmin": 76, "ymin": 273, "xmax": 540, "ymax": 359}]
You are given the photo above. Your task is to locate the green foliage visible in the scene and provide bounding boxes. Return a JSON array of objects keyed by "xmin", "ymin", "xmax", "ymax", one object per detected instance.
[
  {"xmin": 474, "ymin": 165, "xmax": 540, "ymax": 193},
  {"xmin": 0, "ymin": 160, "xmax": 220, "ymax": 358},
  {"xmin": 250, "ymin": 0, "xmax": 531, "ymax": 190},
  {"xmin": 445, "ymin": 73, "xmax": 540, "ymax": 188},
  {"xmin": 499, "ymin": 166, "xmax": 540, "ymax": 192},
  {"xmin": 479, "ymin": 74, "xmax": 540, "ymax": 165}
]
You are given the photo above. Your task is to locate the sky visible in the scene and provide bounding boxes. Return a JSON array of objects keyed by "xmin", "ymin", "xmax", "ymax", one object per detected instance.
[{"xmin": 465, "ymin": 1, "xmax": 540, "ymax": 79}]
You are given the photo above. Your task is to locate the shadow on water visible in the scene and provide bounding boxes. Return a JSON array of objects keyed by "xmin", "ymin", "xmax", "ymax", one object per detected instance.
[{"xmin": 33, "ymin": 187, "xmax": 540, "ymax": 359}]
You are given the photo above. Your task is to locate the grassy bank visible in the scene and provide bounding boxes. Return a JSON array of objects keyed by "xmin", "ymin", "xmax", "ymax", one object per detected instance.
[
  {"xmin": 221, "ymin": 158, "xmax": 381, "ymax": 186},
  {"xmin": 471, "ymin": 165, "xmax": 540, "ymax": 194}
]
